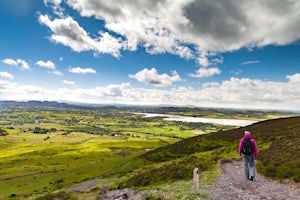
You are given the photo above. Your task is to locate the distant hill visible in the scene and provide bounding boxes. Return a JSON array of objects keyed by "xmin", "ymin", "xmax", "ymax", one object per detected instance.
[{"xmin": 0, "ymin": 101, "xmax": 76, "ymax": 109}]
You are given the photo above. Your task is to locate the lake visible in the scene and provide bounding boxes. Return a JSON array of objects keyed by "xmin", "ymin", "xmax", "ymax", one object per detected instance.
[{"xmin": 137, "ymin": 113, "xmax": 258, "ymax": 127}]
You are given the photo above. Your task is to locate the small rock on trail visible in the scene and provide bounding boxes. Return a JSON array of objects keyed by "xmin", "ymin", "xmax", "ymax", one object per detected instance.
[
  {"xmin": 69, "ymin": 179, "xmax": 98, "ymax": 192},
  {"xmin": 99, "ymin": 188, "xmax": 142, "ymax": 200},
  {"xmin": 210, "ymin": 161, "xmax": 300, "ymax": 200}
]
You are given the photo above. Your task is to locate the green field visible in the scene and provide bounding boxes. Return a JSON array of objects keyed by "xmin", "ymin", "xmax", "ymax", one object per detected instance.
[
  {"xmin": 0, "ymin": 107, "xmax": 224, "ymax": 199},
  {"xmin": 0, "ymin": 105, "xmax": 297, "ymax": 199}
]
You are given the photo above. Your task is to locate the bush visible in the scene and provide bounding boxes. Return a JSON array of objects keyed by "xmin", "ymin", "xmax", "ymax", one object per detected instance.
[
  {"xmin": 292, "ymin": 168, "xmax": 300, "ymax": 182},
  {"xmin": 33, "ymin": 127, "xmax": 48, "ymax": 134},
  {"xmin": 0, "ymin": 128, "xmax": 8, "ymax": 136},
  {"xmin": 123, "ymin": 156, "xmax": 214, "ymax": 187},
  {"xmin": 264, "ymin": 165, "xmax": 277, "ymax": 177},
  {"xmin": 144, "ymin": 193, "xmax": 166, "ymax": 200},
  {"xmin": 276, "ymin": 165, "xmax": 292, "ymax": 179},
  {"xmin": 44, "ymin": 136, "xmax": 51, "ymax": 141},
  {"xmin": 35, "ymin": 191, "xmax": 77, "ymax": 200}
]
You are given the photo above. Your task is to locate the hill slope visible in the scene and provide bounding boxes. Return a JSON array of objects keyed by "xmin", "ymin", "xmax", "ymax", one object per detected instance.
[
  {"xmin": 123, "ymin": 116, "xmax": 300, "ymax": 187},
  {"xmin": 9, "ymin": 115, "xmax": 300, "ymax": 199}
]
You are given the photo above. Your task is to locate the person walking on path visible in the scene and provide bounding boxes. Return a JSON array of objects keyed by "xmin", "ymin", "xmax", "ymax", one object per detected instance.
[{"xmin": 238, "ymin": 131, "xmax": 258, "ymax": 181}]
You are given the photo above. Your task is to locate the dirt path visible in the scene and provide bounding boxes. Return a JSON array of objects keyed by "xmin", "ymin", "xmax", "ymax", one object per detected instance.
[
  {"xmin": 69, "ymin": 161, "xmax": 300, "ymax": 199},
  {"xmin": 210, "ymin": 161, "xmax": 300, "ymax": 200}
]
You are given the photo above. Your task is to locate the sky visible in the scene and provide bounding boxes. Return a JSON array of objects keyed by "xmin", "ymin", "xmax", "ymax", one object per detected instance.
[{"xmin": 0, "ymin": 0, "xmax": 300, "ymax": 111}]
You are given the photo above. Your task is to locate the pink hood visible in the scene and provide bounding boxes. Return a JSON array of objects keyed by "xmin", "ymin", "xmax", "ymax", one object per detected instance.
[{"xmin": 244, "ymin": 131, "xmax": 251, "ymax": 139}]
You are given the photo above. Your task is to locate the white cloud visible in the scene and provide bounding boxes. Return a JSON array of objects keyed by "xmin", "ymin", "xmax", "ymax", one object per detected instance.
[
  {"xmin": 16, "ymin": 59, "xmax": 30, "ymax": 70},
  {"xmin": 241, "ymin": 60, "xmax": 260, "ymax": 65},
  {"xmin": 0, "ymin": 80, "xmax": 50, "ymax": 100},
  {"xmin": 64, "ymin": 0, "xmax": 195, "ymax": 59},
  {"xmin": 69, "ymin": 66, "xmax": 96, "ymax": 74},
  {"xmin": 44, "ymin": 0, "xmax": 62, "ymax": 7},
  {"xmin": 197, "ymin": 76, "xmax": 300, "ymax": 109},
  {"xmin": 62, "ymin": 80, "xmax": 75, "ymax": 85},
  {"xmin": 38, "ymin": 14, "xmax": 124, "ymax": 58},
  {"xmin": 198, "ymin": 54, "xmax": 210, "ymax": 67},
  {"xmin": 189, "ymin": 67, "xmax": 221, "ymax": 78},
  {"xmin": 0, "ymin": 72, "xmax": 14, "ymax": 80},
  {"xmin": 50, "ymin": 0, "xmax": 300, "ymax": 65},
  {"xmin": 287, "ymin": 73, "xmax": 300, "ymax": 83},
  {"xmin": 129, "ymin": 68, "xmax": 182, "ymax": 87},
  {"xmin": 1, "ymin": 74, "xmax": 300, "ymax": 110},
  {"xmin": 36, "ymin": 60, "xmax": 55, "ymax": 70},
  {"xmin": 2, "ymin": 58, "xmax": 30, "ymax": 70},
  {"xmin": 196, "ymin": 51, "xmax": 224, "ymax": 67},
  {"xmin": 230, "ymin": 69, "xmax": 242, "ymax": 76},
  {"xmin": 2, "ymin": 58, "xmax": 18, "ymax": 66},
  {"xmin": 43, "ymin": 0, "xmax": 64, "ymax": 17},
  {"xmin": 52, "ymin": 70, "xmax": 63, "ymax": 76}
]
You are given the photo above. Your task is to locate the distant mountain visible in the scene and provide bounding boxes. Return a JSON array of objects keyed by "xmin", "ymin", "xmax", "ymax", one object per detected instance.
[{"xmin": 0, "ymin": 101, "xmax": 79, "ymax": 109}]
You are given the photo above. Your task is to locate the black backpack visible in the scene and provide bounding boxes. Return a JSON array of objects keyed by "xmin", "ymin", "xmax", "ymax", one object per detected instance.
[{"xmin": 242, "ymin": 138, "xmax": 254, "ymax": 155}]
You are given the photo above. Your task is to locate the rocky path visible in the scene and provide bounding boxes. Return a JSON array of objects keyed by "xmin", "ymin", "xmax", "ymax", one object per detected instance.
[
  {"xmin": 210, "ymin": 161, "xmax": 300, "ymax": 200},
  {"xmin": 70, "ymin": 161, "xmax": 300, "ymax": 199}
]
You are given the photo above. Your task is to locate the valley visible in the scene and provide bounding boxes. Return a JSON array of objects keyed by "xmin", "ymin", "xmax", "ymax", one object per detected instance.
[{"xmin": 0, "ymin": 101, "xmax": 298, "ymax": 199}]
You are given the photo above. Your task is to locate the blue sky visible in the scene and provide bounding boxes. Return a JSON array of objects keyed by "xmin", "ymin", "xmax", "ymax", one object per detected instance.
[{"xmin": 0, "ymin": 0, "xmax": 300, "ymax": 110}]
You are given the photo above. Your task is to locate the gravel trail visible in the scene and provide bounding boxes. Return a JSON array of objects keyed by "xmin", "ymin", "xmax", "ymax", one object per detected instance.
[
  {"xmin": 70, "ymin": 161, "xmax": 300, "ymax": 199},
  {"xmin": 210, "ymin": 161, "xmax": 300, "ymax": 200}
]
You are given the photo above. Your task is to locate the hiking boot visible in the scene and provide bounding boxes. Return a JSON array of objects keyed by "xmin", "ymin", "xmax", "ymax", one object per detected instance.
[{"xmin": 249, "ymin": 176, "xmax": 254, "ymax": 181}]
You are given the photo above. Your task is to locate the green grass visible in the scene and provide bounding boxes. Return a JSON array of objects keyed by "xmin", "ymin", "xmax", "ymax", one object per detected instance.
[
  {"xmin": 0, "ymin": 107, "xmax": 298, "ymax": 199},
  {"xmin": 0, "ymin": 108, "xmax": 208, "ymax": 199},
  {"xmin": 0, "ymin": 133, "xmax": 169, "ymax": 199}
]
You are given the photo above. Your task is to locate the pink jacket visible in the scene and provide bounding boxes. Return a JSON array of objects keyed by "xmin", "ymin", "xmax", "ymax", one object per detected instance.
[{"xmin": 238, "ymin": 132, "xmax": 258, "ymax": 158}]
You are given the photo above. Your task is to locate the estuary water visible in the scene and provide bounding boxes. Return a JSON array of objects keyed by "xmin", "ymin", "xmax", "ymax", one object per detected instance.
[{"xmin": 137, "ymin": 113, "xmax": 258, "ymax": 127}]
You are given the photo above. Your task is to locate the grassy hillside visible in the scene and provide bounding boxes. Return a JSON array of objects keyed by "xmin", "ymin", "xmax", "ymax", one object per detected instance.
[
  {"xmin": 208, "ymin": 116, "xmax": 300, "ymax": 182},
  {"xmin": 0, "ymin": 107, "xmax": 236, "ymax": 199},
  {"xmin": 0, "ymin": 106, "xmax": 298, "ymax": 199},
  {"xmin": 122, "ymin": 116, "xmax": 300, "ymax": 189}
]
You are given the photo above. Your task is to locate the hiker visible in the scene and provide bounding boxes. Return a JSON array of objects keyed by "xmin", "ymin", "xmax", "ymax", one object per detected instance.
[{"xmin": 238, "ymin": 131, "xmax": 258, "ymax": 181}]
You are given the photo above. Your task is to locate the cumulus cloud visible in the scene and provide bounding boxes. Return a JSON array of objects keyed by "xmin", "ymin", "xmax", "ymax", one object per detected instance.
[
  {"xmin": 52, "ymin": 70, "xmax": 63, "ymax": 76},
  {"xmin": 189, "ymin": 67, "xmax": 221, "ymax": 78},
  {"xmin": 2, "ymin": 58, "xmax": 18, "ymax": 66},
  {"xmin": 0, "ymin": 80, "xmax": 132, "ymax": 103},
  {"xmin": 182, "ymin": 0, "xmax": 300, "ymax": 50},
  {"xmin": 1, "ymin": 74, "xmax": 300, "ymax": 110},
  {"xmin": 69, "ymin": 66, "xmax": 96, "ymax": 74},
  {"xmin": 38, "ymin": 0, "xmax": 300, "ymax": 65},
  {"xmin": 198, "ymin": 76, "xmax": 300, "ymax": 109},
  {"xmin": 44, "ymin": 0, "xmax": 62, "ymax": 6},
  {"xmin": 36, "ymin": 60, "xmax": 55, "ymax": 70},
  {"xmin": 0, "ymin": 80, "xmax": 51, "ymax": 101},
  {"xmin": 2, "ymin": 58, "xmax": 30, "ymax": 70},
  {"xmin": 129, "ymin": 68, "xmax": 182, "ymax": 87},
  {"xmin": 63, "ymin": 0, "xmax": 195, "ymax": 59},
  {"xmin": 43, "ymin": 0, "xmax": 63, "ymax": 17},
  {"xmin": 287, "ymin": 73, "xmax": 300, "ymax": 83},
  {"xmin": 197, "ymin": 54, "xmax": 210, "ymax": 67},
  {"xmin": 196, "ymin": 51, "xmax": 224, "ymax": 67},
  {"xmin": 38, "ymin": 14, "xmax": 125, "ymax": 58},
  {"xmin": 0, "ymin": 72, "xmax": 14, "ymax": 80},
  {"xmin": 62, "ymin": 80, "xmax": 75, "ymax": 85}
]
